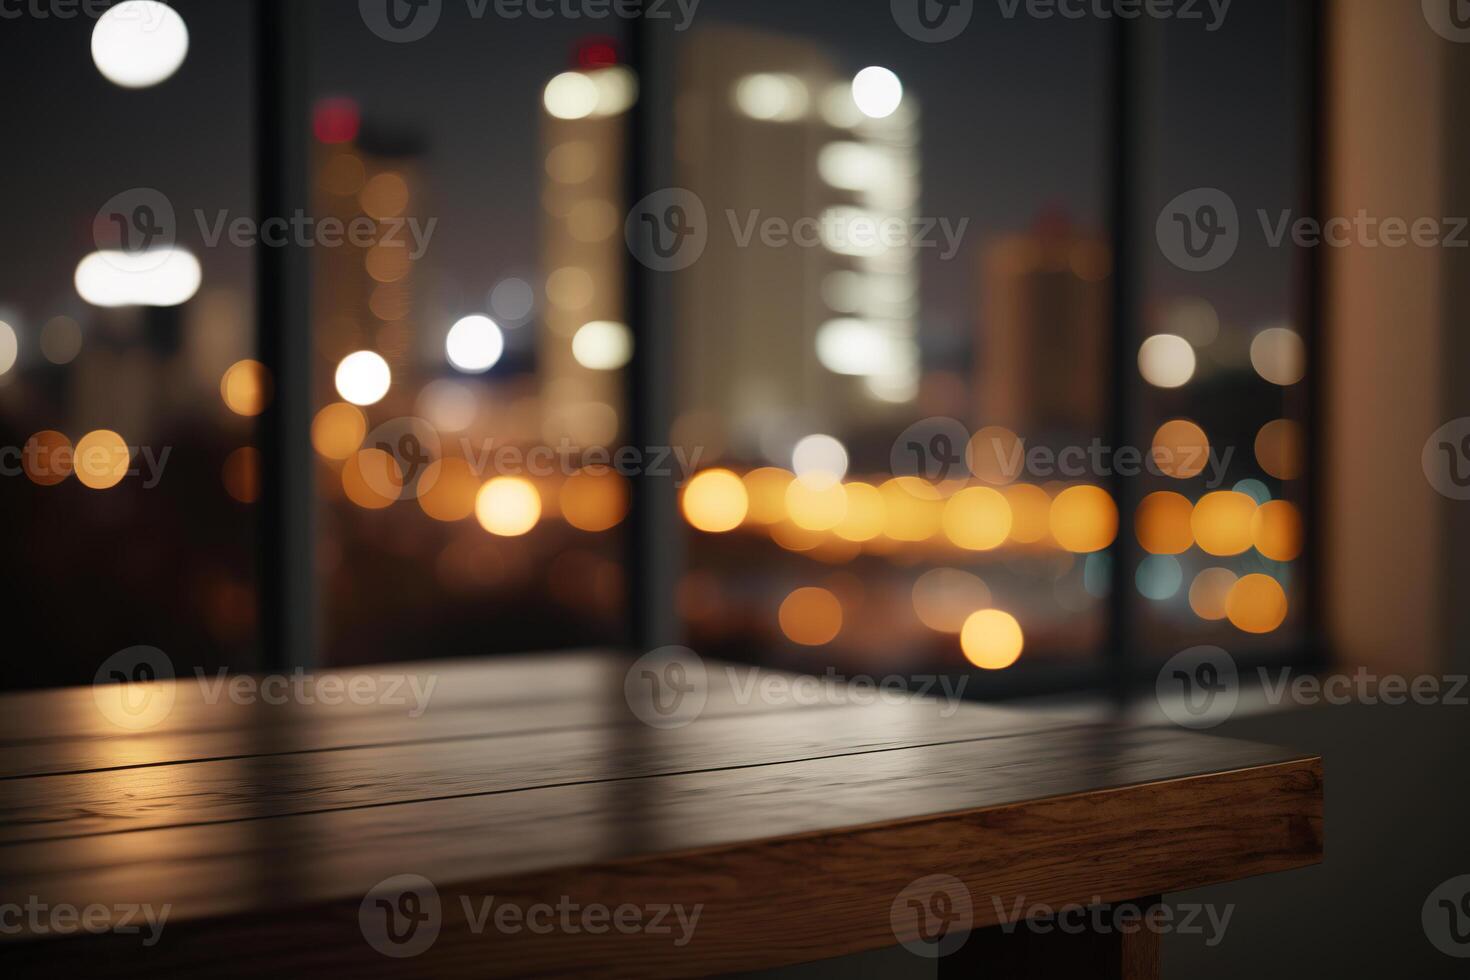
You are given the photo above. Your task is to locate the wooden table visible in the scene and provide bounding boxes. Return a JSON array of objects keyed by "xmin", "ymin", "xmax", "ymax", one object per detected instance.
[{"xmin": 0, "ymin": 651, "xmax": 1322, "ymax": 978}]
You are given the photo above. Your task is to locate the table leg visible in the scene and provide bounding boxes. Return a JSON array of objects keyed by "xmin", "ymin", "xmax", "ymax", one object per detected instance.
[{"xmin": 939, "ymin": 896, "xmax": 1162, "ymax": 980}]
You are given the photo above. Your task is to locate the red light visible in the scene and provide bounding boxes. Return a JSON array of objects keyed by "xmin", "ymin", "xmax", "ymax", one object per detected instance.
[
  {"xmin": 576, "ymin": 37, "xmax": 619, "ymax": 70},
  {"xmin": 314, "ymin": 98, "xmax": 361, "ymax": 145}
]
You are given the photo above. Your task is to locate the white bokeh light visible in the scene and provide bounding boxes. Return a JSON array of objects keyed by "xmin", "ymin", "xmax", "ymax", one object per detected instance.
[
  {"xmin": 488, "ymin": 278, "xmax": 535, "ymax": 324},
  {"xmin": 417, "ymin": 379, "xmax": 478, "ymax": 433},
  {"xmin": 571, "ymin": 320, "xmax": 633, "ymax": 371},
  {"xmin": 446, "ymin": 315, "xmax": 506, "ymax": 374},
  {"xmin": 335, "ymin": 351, "xmax": 392, "ymax": 406},
  {"xmin": 1250, "ymin": 326, "xmax": 1306, "ymax": 387},
  {"xmin": 816, "ymin": 318, "xmax": 890, "ymax": 376},
  {"xmin": 850, "ymin": 66, "xmax": 903, "ymax": 119},
  {"xmin": 792, "ymin": 434, "xmax": 849, "ymax": 490},
  {"xmin": 74, "ymin": 248, "xmax": 201, "ymax": 307},
  {"xmin": 543, "ymin": 72, "xmax": 600, "ymax": 120},
  {"xmin": 0, "ymin": 321, "xmax": 17, "ymax": 377},
  {"xmin": 588, "ymin": 66, "xmax": 638, "ymax": 117},
  {"xmin": 91, "ymin": 1, "xmax": 189, "ymax": 89},
  {"xmin": 1137, "ymin": 334, "xmax": 1197, "ymax": 389},
  {"xmin": 732, "ymin": 73, "xmax": 810, "ymax": 122}
]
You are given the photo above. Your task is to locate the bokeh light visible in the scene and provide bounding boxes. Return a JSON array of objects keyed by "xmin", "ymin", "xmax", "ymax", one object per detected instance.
[
  {"xmin": 1003, "ymin": 484, "xmax": 1052, "ymax": 543},
  {"xmin": 0, "ymin": 320, "xmax": 16, "ymax": 376},
  {"xmin": 311, "ymin": 403, "xmax": 367, "ymax": 460},
  {"xmin": 742, "ymin": 468, "xmax": 793, "ymax": 525},
  {"xmin": 222, "ymin": 447, "xmax": 262, "ymax": 504},
  {"xmin": 1189, "ymin": 567, "xmax": 1239, "ymax": 621},
  {"xmin": 682, "ymin": 469, "xmax": 748, "ymax": 533},
  {"xmin": 1136, "ymin": 491, "xmax": 1194, "ymax": 555},
  {"xmin": 1151, "ymin": 420, "xmax": 1211, "ymax": 480},
  {"xmin": 1226, "ymin": 574, "xmax": 1289, "ymax": 634},
  {"xmin": 220, "ymin": 360, "xmax": 272, "ymax": 417},
  {"xmin": 913, "ymin": 569, "xmax": 991, "ymax": 634},
  {"xmin": 967, "ymin": 426, "xmax": 1023, "ymax": 485},
  {"xmin": 1250, "ymin": 326, "xmax": 1306, "ymax": 386},
  {"xmin": 23, "ymin": 431, "xmax": 73, "ymax": 486},
  {"xmin": 1256, "ymin": 419, "xmax": 1305, "ymax": 481},
  {"xmin": 342, "ymin": 448, "xmax": 402, "ymax": 509},
  {"xmin": 446, "ymin": 315, "xmax": 506, "ymax": 374},
  {"xmin": 833, "ymin": 482, "xmax": 886, "ymax": 542},
  {"xmin": 778, "ymin": 587, "xmax": 843, "ymax": 646},
  {"xmin": 334, "ymin": 351, "xmax": 391, "ymax": 406},
  {"xmin": 943, "ymin": 487, "xmax": 1012, "ymax": 551},
  {"xmin": 1050, "ymin": 485, "xmax": 1118, "ymax": 554},
  {"xmin": 1138, "ymin": 334, "xmax": 1196, "ymax": 389},
  {"xmin": 1135, "ymin": 555, "xmax": 1184, "ymax": 600},
  {"xmin": 786, "ymin": 479, "xmax": 848, "ymax": 531},
  {"xmin": 961, "ymin": 609, "xmax": 1024, "ymax": 670},
  {"xmin": 547, "ymin": 267, "xmax": 594, "ymax": 311},
  {"xmin": 851, "ymin": 66, "xmax": 903, "ymax": 119},
  {"xmin": 91, "ymin": 1, "xmax": 188, "ymax": 89},
  {"xmin": 1191, "ymin": 491, "xmax": 1257, "ymax": 557},
  {"xmin": 359, "ymin": 172, "xmax": 409, "ymax": 219},
  {"xmin": 733, "ymin": 73, "xmax": 810, "ymax": 122},
  {"xmin": 880, "ymin": 477, "xmax": 942, "ymax": 542},
  {"xmin": 791, "ymin": 434, "xmax": 848, "ymax": 490},
  {"xmin": 417, "ymin": 458, "xmax": 481, "ymax": 523},
  {"xmin": 544, "ymin": 71, "xmax": 600, "ymax": 120},
  {"xmin": 476, "ymin": 477, "xmax": 542, "ymax": 537},
  {"xmin": 560, "ymin": 470, "xmax": 629, "ymax": 532},
  {"xmin": 40, "ymin": 316, "xmax": 82, "ymax": 365},
  {"xmin": 1252, "ymin": 499, "xmax": 1304, "ymax": 562},
  {"xmin": 416, "ymin": 380, "xmax": 478, "ymax": 433},
  {"xmin": 571, "ymin": 320, "xmax": 632, "ymax": 371},
  {"xmin": 74, "ymin": 430, "xmax": 130, "ymax": 490},
  {"xmin": 75, "ymin": 248, "xmax": 202, "ymax": 307}
]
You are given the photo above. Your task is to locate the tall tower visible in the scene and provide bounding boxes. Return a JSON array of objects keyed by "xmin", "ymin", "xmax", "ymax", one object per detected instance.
[
  {"xmin": 674, "ymin": 24, "xmax": 921, "ymax": 460},
  {"xmin": 977, "ymin": 214, "xmax": 1110, "ymax": 441},
  {"xmin": 538, "ymin": 48, "xmax": 633, "ymax": 450}
]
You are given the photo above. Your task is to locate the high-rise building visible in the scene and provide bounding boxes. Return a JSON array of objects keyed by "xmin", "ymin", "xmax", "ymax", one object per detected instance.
[
  {"xmin": 976, "ymin": 215, "xmax": 1110, "ymax": 441},
  {"xmin": 538, "ymin": 57, "xmax": 632, "ymax": 451},
  {"xmin": 311, "ymin": 105, "xmax": 428, "ymax": 388},
  {"xmin": 674, "ymin": 24, "xmax": 921, "ymax": 460}
]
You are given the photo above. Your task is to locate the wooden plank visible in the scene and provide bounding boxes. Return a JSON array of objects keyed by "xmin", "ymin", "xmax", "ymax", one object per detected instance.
[
  {"xmin": 0, "ymin": 702, "xmax": 1088, "ymax": 842},
  {"xmin": 0, "ymin": 756, "xmax": 1319, "ymax": 978},
  {"xmin": 0, "ymin": 728, "xmax": 1318, "ymax": 922},
  {"xmin": 0, "ymin": 652, "xmax": 627, "ymax": 744},
  {"xmin": 0, "ymin": 652, "xmax": 993, "ymax": 779},
  {"xmin": 0, "ymin": 654, "xmax": 1324, "ymax": 977}
]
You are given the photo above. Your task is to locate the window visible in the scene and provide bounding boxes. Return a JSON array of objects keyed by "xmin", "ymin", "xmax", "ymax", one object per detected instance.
[{"xmin": 1, "ymin": 0, "xmax": 1318, "ymax": 698}]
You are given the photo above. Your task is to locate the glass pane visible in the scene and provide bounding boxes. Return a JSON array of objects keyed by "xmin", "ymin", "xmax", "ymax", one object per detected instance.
[
  {"xmin": 307, "ymin": 6, "xmax": 632, "ymax": 666},
  {"xmin": 1136, "ymin": 1, "xmax": 1312, "ymax": 662},
  {"xmin": 0, "ymin": 0, "xmax": 258, "ymax": 688},
  {"xmin": 667, "ymin": 3, "xmax": 1115, "ymax": 685}
]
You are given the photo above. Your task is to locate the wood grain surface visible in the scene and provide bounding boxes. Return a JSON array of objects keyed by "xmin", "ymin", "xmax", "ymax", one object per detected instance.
[{"xmin": 0, "ymin": 651, "xmax": 1323, "ymax": 978}]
